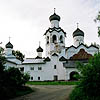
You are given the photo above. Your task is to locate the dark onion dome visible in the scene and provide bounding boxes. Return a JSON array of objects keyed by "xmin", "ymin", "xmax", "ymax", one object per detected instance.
[
  {"xmin": 36, "ymin": 46, "xmax": 43, "ymax": 52},
  {"xmin": 49, "ymin": 13, "xmax": 60, "ymax": 22},
  {"xmin": 73, "ymin": 28, "xmax": 84, "ymax": 37},
  {"xmin": 5, "ymin": 42, "xmax": 13, "ymax": 49}
]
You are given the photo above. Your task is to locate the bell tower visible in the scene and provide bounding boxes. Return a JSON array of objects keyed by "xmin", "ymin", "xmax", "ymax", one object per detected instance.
[{"xmin": 44, "ymin": 9, "xmax": 66, "ymax": 57}]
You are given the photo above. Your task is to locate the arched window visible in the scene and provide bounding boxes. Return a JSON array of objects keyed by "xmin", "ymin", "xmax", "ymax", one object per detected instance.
[
  {"xmin": 52, "ymin": 35, "xmax": 57, "ymax": 43},
  {"xmin": 60, "ymin": 35, "xmax": 63, "ymax": 43},
  {"xmin": 47, "ymin": 36, "xmax": 49, "ymax": 44}
]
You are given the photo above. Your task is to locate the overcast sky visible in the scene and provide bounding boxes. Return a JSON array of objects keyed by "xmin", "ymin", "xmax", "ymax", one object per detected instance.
[{"xmin": 0, "ymin": 0, "xmax": 100, "ymax": 57}]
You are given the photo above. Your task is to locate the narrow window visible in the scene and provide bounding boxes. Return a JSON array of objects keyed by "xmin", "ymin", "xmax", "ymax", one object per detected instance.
[
  {"xmin": 60, "ymin": 35, "xmax": 63, "ymax": 43},
  {"xmin": 38, "ymin": 77, "xmax": 40, "ymax": 80},
  {"xmin": 31, "ymin": 77, "xmax": 33, "ymax": 80},
  {"xmin": 52, "ymin": 35, "xmax": 57, "ymax": 43},
  {"xmin": 54, "ymin": 65, "xmax": 56, "ymax": 69},
  {"xmin": 47, "ymin": 36, "xmax": 49, "ymax": 44}
]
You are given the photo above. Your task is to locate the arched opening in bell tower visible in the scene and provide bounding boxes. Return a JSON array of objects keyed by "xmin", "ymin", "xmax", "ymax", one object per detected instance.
[
  {"xmin": 52, "ymin": 35, "xmax": 57, "ymax": 43},
  {"xmin": 60, "ymin": 35, "xmax": 63, "ymax": 43},
  {"xmin": 47, "ymin": 36, "xmax": 49, "ymax": 44}
]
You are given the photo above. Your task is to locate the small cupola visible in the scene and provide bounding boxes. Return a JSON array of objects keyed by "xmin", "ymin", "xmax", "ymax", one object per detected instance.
[
  {"xmin": 49, "ymin": 13, "xmax": 60, "ymax": 22},
  {"xmin": 36, "ymin": 42, "xmax": 43, "ymax": 58},
  {"xmin": 49, "ymin": 8, "xmax": 60, "ymax": 28},
  {"xmin": 73, "ymin": 28, "xmax": 84, "ymax": 38},
  {"xmin": 73, "ymin": 24, "xmax": 84, "ymax": 47},
  {"xmin": 5, "ymin": 42, "xmax": 13, "ymax": 49},
  {"xmin": 37, "ymin": 46, "xmax": 43, "ymax": 52}
]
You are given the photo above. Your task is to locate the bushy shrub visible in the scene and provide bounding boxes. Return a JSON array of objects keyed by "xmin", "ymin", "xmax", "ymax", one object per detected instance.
[
  {"xmin": 70, "ymin": 52, "xmax": 100, "ymax": 100},
  {"xmin": 0, "ymin": 48, "xmax": 30, "ymax": 99}
]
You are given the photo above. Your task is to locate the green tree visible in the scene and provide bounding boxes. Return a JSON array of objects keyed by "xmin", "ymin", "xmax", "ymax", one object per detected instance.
[
  {"xmin": 0, "ymin": 47, "xmax": 8, "ymax": 99},
  {"xmin": 70, "ymin": 53, "xmax": 100, "ymax": 100},
  {"xmin": 95, "ymin": 11, "xmax": 100, "ymax": 22},
  {"xmin": 95, "ymin": 11, "xmax": 100, "ymax": 36},
  {"xmin": 12, "ymin": 50, "xmax": 25, "ymax": 62},
  {"xmin": 6, "ymin": 67, "xmax": 30, "ymax": 87},
  {"xmin": 0, "ymin": 47, "xmax": 30, "ymax": 99}
]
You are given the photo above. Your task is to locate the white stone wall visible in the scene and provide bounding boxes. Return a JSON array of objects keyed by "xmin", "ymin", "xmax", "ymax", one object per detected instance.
[
  {"xmin": 73, "ymin": 36, "xmax": 84, "ymax": 47},
  {"xmin": 51, "ymin": 20, "xmax": 59, "ymax": 28},
  {"xmin": 5, "ymin": 48, "xmax": 12, "ymax": 56},
  {"xmin": 23, "ymin": 56, "xmax": 66, "ymax": 81},
  {"xmin": 37, "ymin": 52, "xmax": 42, "ymax": 58},
  {"xmin": 66, "ymin": 68, "xmax": 78, "ymax": 80}
]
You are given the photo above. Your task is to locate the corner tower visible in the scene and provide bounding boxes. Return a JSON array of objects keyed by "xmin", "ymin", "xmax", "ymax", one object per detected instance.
[{"xmin": 44, "ymin": 9, "xmax": 66, "ymax": 57}]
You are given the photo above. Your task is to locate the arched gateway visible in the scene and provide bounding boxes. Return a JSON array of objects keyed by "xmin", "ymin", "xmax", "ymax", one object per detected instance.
[{"xmin": 70, "ymin": 71, "xmax": 79, "ymax": 81}]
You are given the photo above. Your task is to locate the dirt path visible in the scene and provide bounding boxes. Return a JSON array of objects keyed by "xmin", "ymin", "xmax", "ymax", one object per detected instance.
[{"xmin": 11, "ymin": 85, "xmax": 75, "ymax": 100}]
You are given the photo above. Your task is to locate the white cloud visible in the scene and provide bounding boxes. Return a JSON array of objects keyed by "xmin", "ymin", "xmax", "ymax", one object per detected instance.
[{"xmin": 0, "ymin": 0, "xmax": 99, "ymax": 57}]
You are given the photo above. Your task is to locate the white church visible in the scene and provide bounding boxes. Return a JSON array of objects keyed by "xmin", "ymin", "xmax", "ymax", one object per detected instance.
[{"xmin": 4, "ymin": 11, "xmax": 99, "ymax": 81}]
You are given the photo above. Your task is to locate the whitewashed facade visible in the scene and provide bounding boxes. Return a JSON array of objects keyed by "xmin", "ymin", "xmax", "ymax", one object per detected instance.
[{"xmin": 4, "ymin": 12, "xmax": 99, "ymax": 81}]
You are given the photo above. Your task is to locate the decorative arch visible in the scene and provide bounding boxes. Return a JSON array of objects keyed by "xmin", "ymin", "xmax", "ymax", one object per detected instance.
[
  {"xmin": 60, "ymin": 35, "xmax": 63, "ymax": 43},
  {"xmin": 70, "ymin": 71, "xmax": 79, "ymax": 81},
  {"xmin": 52, "ymin": 35, "xmax": 57, "ymax": 43}
]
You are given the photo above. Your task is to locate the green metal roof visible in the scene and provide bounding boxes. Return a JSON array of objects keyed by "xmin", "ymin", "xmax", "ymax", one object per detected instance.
[
  {"xmin": 49, "ymin": 13, "xmax": 60, "ymax": 21},
  {"xmin": 5, "ymin": 42, "xmax": 13, "ymax": 49},
  {"xmin": 73, "ymin": 28, "xmax": 84, "ymax": 37}
]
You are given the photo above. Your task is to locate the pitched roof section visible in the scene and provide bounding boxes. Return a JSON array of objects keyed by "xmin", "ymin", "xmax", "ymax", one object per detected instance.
[
  {"xmin": 35, "ymin": 56, "xmax": 42, "ymax": 59},
  {"xmin": 59, "ymin": 56, "xmax": 67, "ymax": 61},
  {"xmin": 66, "ymin": 43, "xmax": 99, "ymax": 51},
  {"xmin": 70, "ymin": 49, "xmax": 92, "ymax": 60},
  {"xmin": 44, "ymin": 27, "xmax": 66, "ymax": 36},
  {"xmin": 52, "ymin": 53, "xmax": 58, "ymax": 56}
]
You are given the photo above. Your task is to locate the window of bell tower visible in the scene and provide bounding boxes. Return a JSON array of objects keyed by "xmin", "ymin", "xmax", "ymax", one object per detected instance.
[
  {"xmin": 60, "ymin": 35, "xmax": 63, "ymax": 43},
  {"xmin": 47, "ymin": 36, "xmax": 49, "ymax": 44},
  {"xmin": 52, "ymin": 35, "xmax": 57, "ymax": 43}
]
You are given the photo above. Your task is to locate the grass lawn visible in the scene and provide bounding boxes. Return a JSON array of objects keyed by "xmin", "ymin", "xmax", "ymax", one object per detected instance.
[{"xmin": 27, "ymin": 81, "xmax": 80, "ymax": 85}]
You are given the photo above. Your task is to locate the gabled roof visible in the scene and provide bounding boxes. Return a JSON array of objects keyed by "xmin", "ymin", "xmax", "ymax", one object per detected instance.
[
  {"xmin": 44, "ymin": 27, "xmax": 66, "ymax": 36},
  {"xmin": 70, "ymin": 49, "xmax": 92, "ymax": 60},
  {"xmin": 6, "ymin": 59, "xmax": 17, "ymax": 65},
  {"xmin": 66, "ymin": 43, "xmax": 99, "ymax": 51},
  {"xmin": 52, "ymin": 53, "xmax": 58, "ymax": 56},
  {"xmin": 22, "ymin": 58, "xmax": 45, "ymax": 64},
  {"xmin": 35, "ymin": 56, "xmax": 42, "ymax": 59},
  {"xmin": 59, "ymin": 56, "xmax": 67, "ymax": 61}
]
